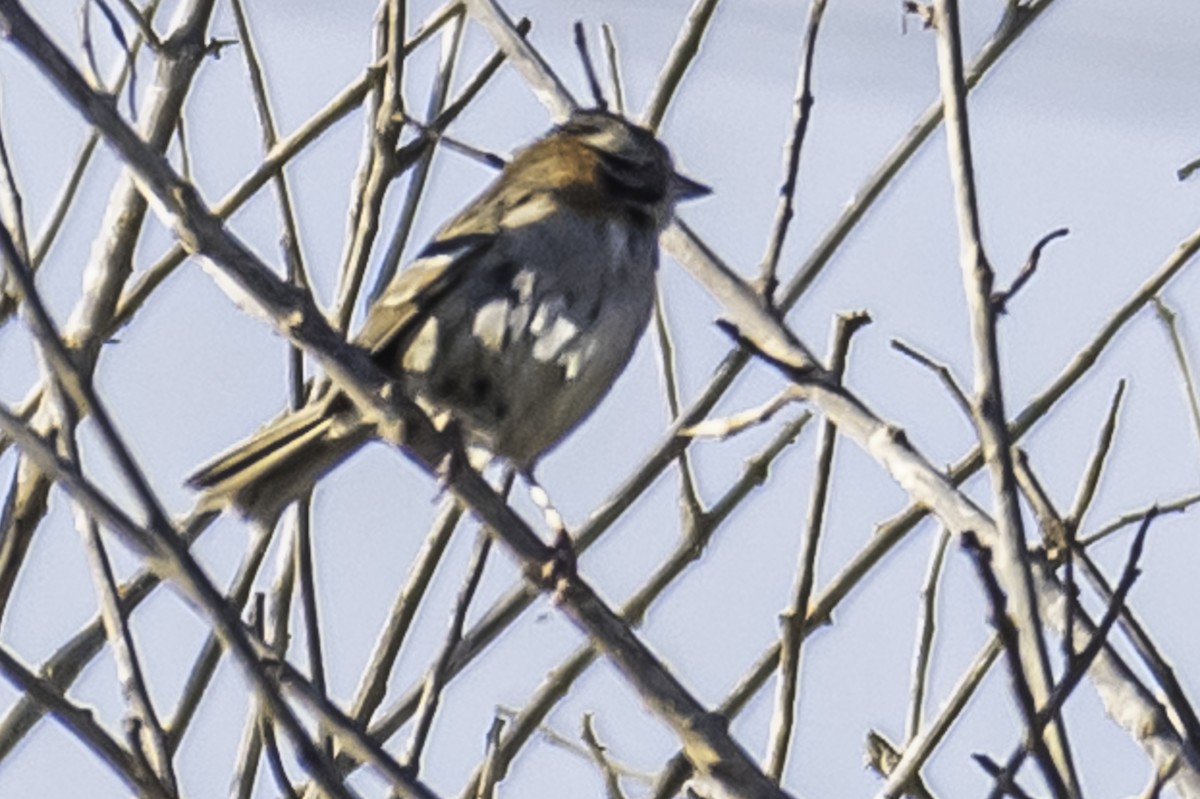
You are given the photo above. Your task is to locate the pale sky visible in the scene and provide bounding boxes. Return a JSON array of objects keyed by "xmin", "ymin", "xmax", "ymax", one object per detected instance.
[{"xmin": 0, "ymin": 1, "xmax": 1198, "ymax": 797}]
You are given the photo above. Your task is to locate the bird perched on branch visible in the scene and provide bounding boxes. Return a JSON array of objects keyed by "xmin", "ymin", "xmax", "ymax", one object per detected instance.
[{"xmin": 188, "ymin": 109, "xmax": 709, "ymax": 530}]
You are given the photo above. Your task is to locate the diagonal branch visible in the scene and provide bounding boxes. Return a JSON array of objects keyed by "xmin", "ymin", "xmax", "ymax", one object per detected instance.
[{"xmin": 0, "ymin": 6, "xmax": 791, "ymax": 797}]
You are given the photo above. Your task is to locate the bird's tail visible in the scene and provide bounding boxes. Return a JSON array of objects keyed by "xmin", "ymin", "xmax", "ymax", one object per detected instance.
[{"xmin": 187, "ymin": 398, "xmax": 371, "ymax": 522}]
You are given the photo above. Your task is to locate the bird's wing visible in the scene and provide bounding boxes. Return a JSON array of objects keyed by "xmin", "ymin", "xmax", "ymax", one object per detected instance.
[
  {"xmin": 354, "ymin": 163, "xmax": 531, "ymax": 355},
  {"xmin": 353, "ymin": 232, "xmax": 494, "ymax": 355}
]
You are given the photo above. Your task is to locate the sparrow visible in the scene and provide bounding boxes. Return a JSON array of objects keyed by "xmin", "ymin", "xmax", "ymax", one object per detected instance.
[{"xmin": 187, "ymin": 109, "xmax": 710, "ymax": 524}]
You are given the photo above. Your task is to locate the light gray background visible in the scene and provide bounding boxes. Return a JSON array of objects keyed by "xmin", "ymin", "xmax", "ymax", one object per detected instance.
[{"xmin": 0, "ymin": 0, "xmax": 1198, "ymax": 796}]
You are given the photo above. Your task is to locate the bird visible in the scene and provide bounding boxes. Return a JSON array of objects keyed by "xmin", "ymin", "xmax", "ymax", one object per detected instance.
[{"xmin": 187, "ymin": 108, "xmax": 710, "ymax": 529}]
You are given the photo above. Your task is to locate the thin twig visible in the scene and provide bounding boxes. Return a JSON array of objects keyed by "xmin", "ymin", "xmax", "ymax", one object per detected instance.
[
  {"xmin": 350, "ymin": 498, "xmax": 466, "ymax": 726},
  {"xmin": 110, "ymin": 0, "xmax": 160, "ymax": 51},
  {"xmin": 581, "ymin": 715, "xmax": 628, "ymax": 799},
  {"xmin": 229, "ymin": 0, "xmax": 313, "ymax": 296},
  {"xmin": 165, "ymin": 522, "xmax": 276, "ymax": 753},
  {"xmin": 504, "ymin": 710, "xmax": 653, "ymax": 787},
  {"xmin": 864, "ymin": 730, "xmax": 936, "ymax": 799},
  {"xmin": 906, "ymin": 527, "xmax": 952, "ymax": 744},
  {"xmin": 992, "ymin": 227, "xmax": 1070, "ymax": 314},
  {"xmin": 260, "ymin": 715, "xmax": 299, "ymax": 799},
  {"xmin": 642, "ymin": 0, "xmax": 721, "ymax": 131},
  {"xmin": 256, "ymin": 586, "xmax": 299, "ymax": 799},
  {"xmin": 1178, "ymin": 155, "xmax": 1200, "ymax": 182},
  {"xmin": 960, "ymin": 531, "xmax": 1070, "ymax": 799},
  {"xmin": 1011, "ymin": 451, "xmax": 1072, "ymax": 649},
  {"xmin": 1152, "ymin": 297, "xmax": 1200, "ymax": 450},
  {"xmin": 475, "ymin": 716, "xmax": 505, "ymax": 799},
  {"xmin": 229, "ymin": 536, "xmax": 289, "ymax": 797},
  {"xmin": 876, "ymin": 635, "xmax": 1003, "ymax": 798},
  {"xmin": 230, "ymin": 684, "xmax": 264, "ymax": 799},
  {"xmin": 333, "ymin": 0, "xmax": 431, "ymax": 332},
  {"xmin": 573, "ymin": 21, "xmax": 607, "ymax": 109},
  {"xmin": 371, "ymin": 12, "xmax": 469, "ymax": 301},
  {"xmin": 77, "ymin": 512, "xmax": 177, "ymax": 794},
  {"xmin": 232, "ymin": 595, "xmax": 267, "ymax": 799},
  {"xmin": 987, "ymin": 511, "xmax": 1158, "ymax": 796},
  {"xmin": 174, "ymin": 115, "xmax": 192, "ymax": 179},
  {"xmin": 765, "ymin": 310, "xmax": 868, "ymax": 781},
  {"xmin": 403, "ymin": 527, "xmax": 493, "ymax": 773},
  {"xmin": 1078, "ymin": 494, "xmax": 1200, "ymax": 548},
  {"xmin": 0, "ymin": 644, "xmax": 171, "ymax": 798},
  {"xmin": 0, "ymin": 94, "xmax": 30, "ymax": 265},
  {"xmin": 1065, "ymin": 380, "xmax": 1127, "ymax": 534},
  {"xmin": 680, "ymin": 386, "xmax": 804, "ymax": 439},
  {"xmin": 756, "ymin": 0, "xmax": 829, "ymax": 302},
  {"xmin": 600, "ymin": 24, "xmax": 624, "ymax": 115},
  {"xmin": 651, "ymin": 291, "xmax": 703, "ymax": 521},
  {"xmin": 1072, "ymin": 544, "xmax": 1200, "ymax": 751},
  {"xmin": 455, "ymin": 413, "xmax": 812, "ymax": 799},
  {"xmin": 933, "ymin": 0, "xmax": 1072, "ymax": 788},
  {"xmin": 891, "ymin": 338, "xmax": 973, "ymax": 420}
]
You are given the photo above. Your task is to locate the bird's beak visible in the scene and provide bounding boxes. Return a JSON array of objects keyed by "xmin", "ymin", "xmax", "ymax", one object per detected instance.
[{"xmin": 670, "ymin": 171, "xmax": 712, "ymax": 202}]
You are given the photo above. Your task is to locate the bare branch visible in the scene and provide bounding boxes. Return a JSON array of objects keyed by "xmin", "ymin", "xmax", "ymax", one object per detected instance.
[
  {"xmin": 756, "ymin": 0, "xmax": 829, "ymax": 302},
  {"xmin": 1152, "ymin": 297, "xmax": 1200, "ymax": 451},
  {"xmin": 1179, "ymin": 155, "xmax": 1200, "ymax": 182},
  {"xmin": 876, "ymin": 636, "xmax": 1002, "ymax": 798},
  {"xmin": 765, "ymin": 310, "xmax": 869, "ymax": 781},
  {"xmin": 906, "ymin": 528, "xmax": 953, "ymax": 744},
  {"xmin": 581, "ymin": 715, "xmax": 628, "ymax": 799},
  {"xmin": 465, "ymin": 0, "xmax": 575, "ymax": 121},
  {"xmin": 1066, "ymin": 380, "xmax": 1127, "ymax": 534},
  {"xmin": 0, "ymin": 644, "xmax": 172, "ymax": 798},
  {"xmin": 600, "ymin": 24, "xmax": 624, "ymax": 115},
  {"xmin": 573, "ymin": 21, "xmax": 607, "ymax": 109},
  {"xmin": 350, "ymin": 498, "xmax": 464, "ymax": 725},
  {"xmin": 864, "ymin": 730, "xmax": 936, "ymax": 799},
  {"xmin": 960, "ymin": 531, "xmax": 1070, "ymax": 799},
  {"xmin": 891, "ymin": 338, "xmax": 973, "ymax": 421},
  {"xmin": 403, "ymin": 528, "xmax": 493, "ymax": 773},
  {"xmin": 992, "ymin": 227, "xmax": 1070, "ymax": 314},
  {"xmin": 933, "ymin": 0, "xmax": 1072, "ymax": 787},
  {"xmin": 681, "ymin": 386, "xmax": 805, "ymax": 440},
  {"xmin": 987, "ymin": 511, "xmax": 1157, "ymax": 796},
  {"xmin": 643, "ymin": 0, "xmax": 721, "ymax": 131}
]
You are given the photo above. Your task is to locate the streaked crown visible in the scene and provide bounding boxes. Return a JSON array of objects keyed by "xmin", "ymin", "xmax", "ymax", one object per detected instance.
[
  {"xmin": 563, "ymin": 110, "xmax": 709, "ymax": 224},
  {"xmin": 504, "ymin": 109, "xmax": 709, "ymax": 230}
]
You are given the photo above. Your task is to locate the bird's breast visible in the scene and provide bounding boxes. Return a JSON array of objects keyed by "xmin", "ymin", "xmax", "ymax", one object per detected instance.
[{"xmin": 402, "ymin": 206, "xmax": 658, "ymax": 468}]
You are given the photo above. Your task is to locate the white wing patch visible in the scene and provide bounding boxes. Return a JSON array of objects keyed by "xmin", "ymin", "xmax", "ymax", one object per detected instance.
[
  {"xmin": 472, "ymin": 299, "xmax": 510, "ymax": 353},
  {"xmin": 532, "ymin": 314, "xmax": 580, "ymax": 362},
  {"xmin": 559, "ymin": 347, "xmax": 584, "ymax": 381}
]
